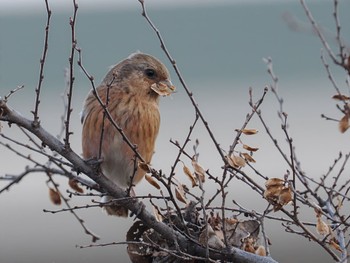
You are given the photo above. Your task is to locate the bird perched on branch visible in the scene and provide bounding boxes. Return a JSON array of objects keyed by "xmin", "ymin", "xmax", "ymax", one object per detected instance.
[{"xmin": 81, "ymin": 52, "xmax": 175, "ymax": 216}]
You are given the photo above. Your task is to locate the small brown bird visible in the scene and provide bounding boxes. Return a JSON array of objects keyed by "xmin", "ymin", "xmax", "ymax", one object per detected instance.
[{"xmin": 81, "ymin": 52, "xmax": 175, "ymax": 216}]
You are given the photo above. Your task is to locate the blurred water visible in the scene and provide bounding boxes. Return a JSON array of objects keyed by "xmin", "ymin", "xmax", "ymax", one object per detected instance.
[{"xmin": 0, "ymin": 1, "xmax": 350, "ymax": 263}]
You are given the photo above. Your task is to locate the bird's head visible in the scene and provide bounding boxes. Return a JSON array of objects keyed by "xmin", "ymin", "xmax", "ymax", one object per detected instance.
[{"xmin": 103, "ymin": 52, "xmax": 175, "ymax": 99}]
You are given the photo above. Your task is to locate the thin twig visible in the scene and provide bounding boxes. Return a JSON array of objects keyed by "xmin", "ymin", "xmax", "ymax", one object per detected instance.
[{"xmin": 32, "ymin": 0, "xmax": 51, "ymax": 126}]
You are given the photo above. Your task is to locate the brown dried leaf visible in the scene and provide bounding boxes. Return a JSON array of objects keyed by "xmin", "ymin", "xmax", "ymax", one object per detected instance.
[
  {"xmin": 138, "ymin": 162, "xmax": 151, "ymax": 173},
  {"xmin": 191, "ymin": 159, "xmax": 206, "ymax": 183},
  {"xmin": 339, "ymin": 115, "xmax": 349, "ymax": 133},
  {"xmin": 336, "ymin": 196, "xmax": 343, "ymax": 212},
  {"xmin": 264, "ymin": 178, "xmax": 293, "ymax": 211},
  {"xmin": 224, "ymin": 220, "xmax": 260, "ymax": 247},
  {"xmin": 313, "ymin": 205, "xmax": 323, "ymax": 217},
  {"xmin": 243, "ymin": 144, "xmax": 259, "ymax": 152},
  {"xmin": 68, "ymin": 179, "xmax": 84, "ymax": 193},
  {"xmin": 329, "ymin": 237, "xmax": 342, "ymax": 252},
  {"xmin": 241, "ymin": 152, "xmax": 256, "ymax": 163},
  {"xmin": 278, "ymin": 187, "xmax": 293, "ymax": 205},
  {"xmin": 241, "ymin": 128, "xmax": 258, "ymax": 135},
  {"xmin": 227, "ymin": 154, "xmax": 246, "ymax": 168},
  {"xmin": 199, "ymin": 225, "xmax": 225, "ymax": 249},
  {"xmin": 316, "ymin": 217, "xmax": 330, "ymax": 236},
  {"xmin": 175, "ymin": 184, "xmax": 187, "ymax": 204},
  {"xmin": 145, "ymin": 174, "xmax": 160, "ymax": 190},
  {"xmin": 150, "ymin": 82, "xmax": 175, "ymax": 97},
  {"xmin": 265, "ymin": 178, "xmax": 284, "ymax": 188},
  {"xmin": 243, "ymin": 237, "xmax": 256, "ymax": 253},
  {"xmin": 152, "ymin": 205, "xmax": 163, "ymax": 222},
  {"xmin": 255, "ymin": 245, "xmax": 266, "ymax": 256},
  {"xmin": 183, "ymin": 164, "xmax": 197, "ymax": 187},
  {"xmin": 332, "ymin": 94, "xmax": 350, "ymax": 101},
  {"xmin": 225, "ymin": 217, "xmax": 239, "ymax": 225},
  {"xmin": 49, "ymin": 188, "xmax": 61, "ymax": 205}
]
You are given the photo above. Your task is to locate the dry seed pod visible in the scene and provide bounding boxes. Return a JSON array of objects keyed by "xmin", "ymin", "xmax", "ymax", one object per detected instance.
[
  {"xmin": 175, "ymin": 184, "xmax": 187, "ymax": 204},
  {"xmin": 199, "ymin": 225, "xmax": 225, "ymax": 249},
  {"xmin": 150, "ymin": 82, "xmax": 175, "ymax": 96},
  {"xmin": 227, "ymin": 154, "xmax": 246, "ymax": 168},
  {"xmin": 241, "ymin": 128, "xmax": 258, "ymax": 135},
  {"xmin": 332, "ymin": 94, "xmax": 350, "ymax": 101},
  {"xmin": 145, "ymin": 174, "xmax": 160, "ymax": 190},
  {"xmin": 255, "ymin": 245, "xmax": 266, "ymax": 256},
  {"xmin": 339, "ymin": 115, "xmax": 349, "ymax": 133},
  {"xmin": 183, "ymin": 164, "xmax": 197, "ymax": 187},
  {"xmin": 242, "ymin": 237, "xmax": 256, "ymax": 253},
  {"xmin": 243, "ymin": 144, "xmax": 259, "ymax": 152},
  {"xmin": 191, "ymin": 159, "xmax": 206, "ymax": 183},
  {"xmin": 49, "ymin": 188, "xmax": 61, "ymax": 205},
  {"xmin": 68, "ymin": 179, "xmax": 84, "ymax": 193},
  {"xmin": 265, "ymin": 178, "xmax": 284, "ymax": 188},
  {"xmin": 241, "ymin": 152, "xmax": 256, "ymax": 163},
  {"xmin": 152, "ymin": 205, "xmax": 163, "ymax": 222},
  {"xmin": 278, "ymin": 187, "xmax": 293, "ymax": 205},
  {"xmin": 226, "ymin": 217, "xmax": 239, "ymax": 225},
  {"xmin": 138, "ymin": 162, "xmax": 151, "ymax": 173},
  {"xmin": 329, "ymin": 237, "xmax": 342, "ymax": 252},
  {"xmin": 316, "ymin": 217, "xmax": 330, "ymax": 236}
]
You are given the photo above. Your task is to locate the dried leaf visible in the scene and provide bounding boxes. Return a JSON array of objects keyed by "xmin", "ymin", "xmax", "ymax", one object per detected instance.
[
  {"xmin": 316, "ymin": 217, "xmax": 330, "ymax": 236},
  {"xmin": 329, "ymin": 237, "xmax": 342, "ymax": 252},
  {"xmin": 313, "ymin": 204, "xmax": 323, "ymax": 217},
  {"xmin": 68, "ymin": 179, "xmax": 84, "ymax": 193},
  {"xmin": 225, "ymin": 217, "xmax": 239, "ymax": 225},
  {"xmin": 175, "ymin": 184, "xmax": 187, "ymax": 204},
  {"xmin": 243, "ymin": 237, "xmax": 256, "ymax": 253},
  {"xmin": 49, "ymin": 188, "xmax": 61, "ymax": 205},
  {"xmin": 152, "ymin": 205, "xmax": 163, "ymax": 222},
  {"xmin": 145, "ymin": 174, "xmax": 160, "ymax": 190},
  {"xmin": 183, "ymin": 164, "xmax": 197, "ymax": 187},
  {"xmin": 227, "ymin": 154, "xmax": 246, "ymax": 168},
  {"xmin": 332, "ymin": 94, "xmax": 350, "ymax": 101},
  {"xmin": 241, "ymin": 152, "xmax": 256, "ymax": 163},
  {"xmin": 243, "ymin": 144, "xmax": 259, "ymax": 152},
  {"xmin": 241, "ymin": 128, "xmax": 258, "ymax": 135},
  {"xmin": 336, "ymin": 196, "xmax": 343, "ymax": 212},
  {"xmin": 264, "ymin": 178, "xmax": 292, "ymax": 211},
  {"xmin": 255, "ymin": 245, "xmax": 266, "ymax": 256},
  {"xmin": 339, "ymin": 115, "xmax": 349, "ymax": 133},
  {"xmin": 265, "ymin": 178, "xmax": 284, "ymax": 188},
  {"xmin": 138, "ymin": 162, "xmax": 151, "ymax": 173},
  {"xmin": 150, "ymin": 82, "xmax": 175, "ymax": 97},
  {"xmin": 199, "ymin": 225, "xmax": 225, "ymax": 249},
  {"xmin": 278, "ymin": 187, "xmax": 293, "ymax": 205},
  {"xmin": 191, "ymin": 159, "xmax": 206, "ymax": 183}
]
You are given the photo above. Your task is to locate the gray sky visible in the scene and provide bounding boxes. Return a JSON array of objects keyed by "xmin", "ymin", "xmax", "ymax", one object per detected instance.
[{"xmin": 1, "ymin": 0, "xmax": 300, "ymax": 13}]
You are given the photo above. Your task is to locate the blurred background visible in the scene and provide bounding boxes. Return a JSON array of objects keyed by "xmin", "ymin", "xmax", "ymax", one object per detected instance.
[{"xmin": 1, "ymin": 0, "xmax": 350, "ymax": 262}]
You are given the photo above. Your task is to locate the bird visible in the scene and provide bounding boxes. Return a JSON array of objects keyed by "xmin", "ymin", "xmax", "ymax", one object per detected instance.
[{"xmin": 81, "ymin": 52, "xmax": 175, "ymax": 216}]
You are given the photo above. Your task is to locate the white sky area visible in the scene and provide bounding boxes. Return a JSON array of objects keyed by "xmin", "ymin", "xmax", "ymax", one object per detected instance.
[{"xmin": 0, "ymin": 0, "xmax": 306, "ymax": 13}]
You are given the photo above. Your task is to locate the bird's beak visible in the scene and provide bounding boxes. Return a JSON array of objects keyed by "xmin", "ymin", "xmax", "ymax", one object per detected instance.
[{"xmin": 151, "ymin": 79, "xmax": 176, "ymax": 96}]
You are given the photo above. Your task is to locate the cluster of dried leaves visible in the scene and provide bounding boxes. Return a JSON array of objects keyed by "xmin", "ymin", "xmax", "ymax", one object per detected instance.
[
  {"xmin": 48, "ymin": 179, "xmax": 84, "ymax": 206},
  {"xmin": 263, "ymin": 178, "xmax": 293, "ymax": 212},
  {"xmin": 314, "ymin": 207, "xmax": 342, "ymax": 252},
  {"xmin": 127, "ymin": 203, "xmax": 265, "ymax": 263},
  {"xmin": 128, "ymin": 128, "xmax": 271, "ymax": 262}
]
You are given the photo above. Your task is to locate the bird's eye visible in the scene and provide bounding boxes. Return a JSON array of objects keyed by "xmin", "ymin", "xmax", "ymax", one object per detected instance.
[{"xmin": 145, "ymin": 68, "xmax": 156, "ymax": 78}]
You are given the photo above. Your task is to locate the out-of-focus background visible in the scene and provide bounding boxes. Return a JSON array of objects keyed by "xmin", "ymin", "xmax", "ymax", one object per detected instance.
[{"xmin": 1, "ymin": 0, "xmax": 349, "ymax": 262}]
